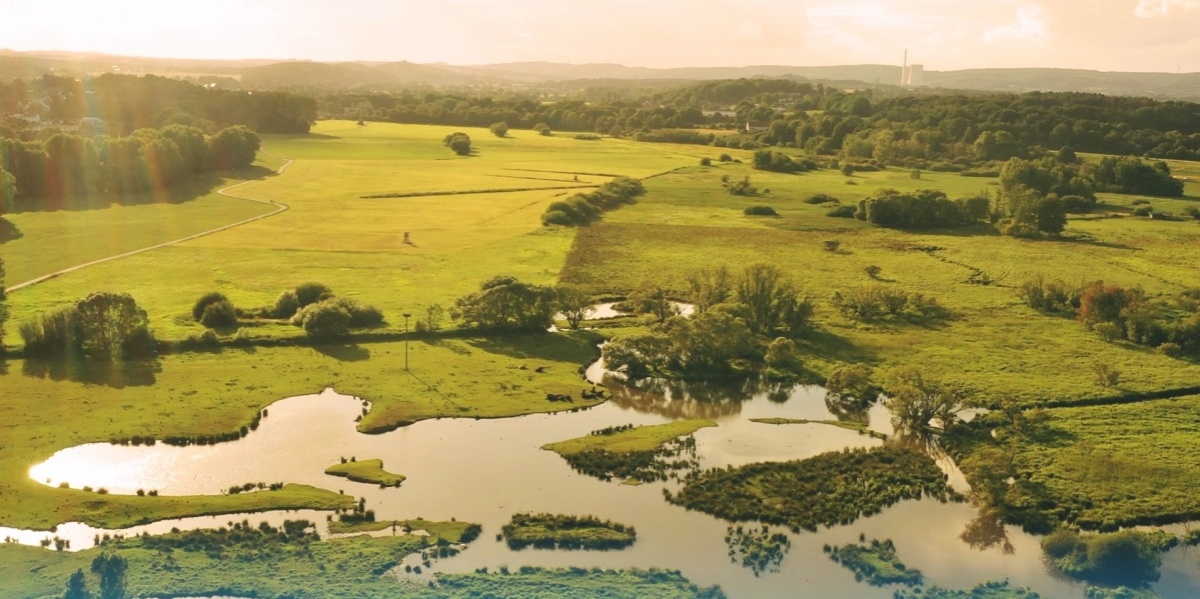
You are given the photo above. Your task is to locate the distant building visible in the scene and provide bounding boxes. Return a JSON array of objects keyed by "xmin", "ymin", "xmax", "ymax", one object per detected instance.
[
  {"xmin": 745, "ymin": 121, "xmax": 770, "ymax": 133},
  {"xmin": 900, "ymin": 49, "xmax": 926, "ymax": 87}
]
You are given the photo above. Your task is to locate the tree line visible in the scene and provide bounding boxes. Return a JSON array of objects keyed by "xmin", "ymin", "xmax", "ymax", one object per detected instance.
[
  {"xmin": 0, "ymin": 73, "xmax": 315, "ymax": 136},
  {"xmin": 0, "ymin": 124, "xmax": 260, "ymax": 208}
]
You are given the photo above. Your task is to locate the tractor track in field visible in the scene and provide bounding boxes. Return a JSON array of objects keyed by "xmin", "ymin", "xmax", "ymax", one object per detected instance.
[{"xmin": 4, "ymin": 159, "xmax": 294, "ymax": 295}]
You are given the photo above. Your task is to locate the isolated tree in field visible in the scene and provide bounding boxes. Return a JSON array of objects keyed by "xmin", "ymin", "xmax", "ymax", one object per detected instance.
[
  {"xmin": 554, "ymin": 285, "xmax": 593, "ymax": 330},
  {"xmin": 451, "ymin": 276, "xmax": 555, "ymax": 332},
  {"xmin": 823, "ymin": 240, "xmax": 841, "ymax": 253},
  {"xmin": 489, "ymin": 121, "xmax": 509, "ymax": 137},
  {"xmin": 533, "ymin": 123, "xmax": 552, "ymax": 136},
  {"xmin": 418, "ymin": 303, "xmax": 444, "ymax": 332},
  {"xmin": 443, "ymin": 132, "xmax": 472, "ymax": 156},
  {"xmin": 62, "ymin": 568, "xmax": 91, "ymax": 599},
  {"xmin": 71, "ymin": 292, "xmax": 156, "ymax": 360},
  {"xmin": 1093, "ymin": 361, "xmax": 1120, "ymax": 388},
  {"xmin": 298, "ymin": 300, "xmax": 351, "ymax": 338},
  {"xmin": 90, "ymin": 551, "xmax": 127, "ymax": 599}
]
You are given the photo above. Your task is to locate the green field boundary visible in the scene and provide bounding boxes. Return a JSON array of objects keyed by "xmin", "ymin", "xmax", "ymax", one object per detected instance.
[
  {"xmin": 4, "ymin": 160, "xmax": 295, "ymax": 295},
  {"xmin": 360, "ymin": 184, "xmax": 596, "ymax": 199}
]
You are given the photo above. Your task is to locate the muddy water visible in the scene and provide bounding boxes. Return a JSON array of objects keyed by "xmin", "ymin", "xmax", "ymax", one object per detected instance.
[{"xmin": 21, "ymin": 372, "xmax": 1200, "ymax": 598}]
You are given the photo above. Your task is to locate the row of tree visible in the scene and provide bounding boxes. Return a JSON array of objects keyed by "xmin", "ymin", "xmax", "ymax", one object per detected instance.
[
  {"xmin": 0, "ymin": 124, "xmax": 260, "ymax": 206},
  {"xmin": 0, "ymin": 73, "xmax": 315, "ymax": 135},
  {"xmin": 542, "ymin": 176, "xmax": 645, "ymax": 226}
]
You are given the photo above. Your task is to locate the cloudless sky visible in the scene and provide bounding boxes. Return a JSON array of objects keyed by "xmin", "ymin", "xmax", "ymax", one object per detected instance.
[{"xmin": 3, "ymin": 0, "xmax": 1200, "ymax": 72}]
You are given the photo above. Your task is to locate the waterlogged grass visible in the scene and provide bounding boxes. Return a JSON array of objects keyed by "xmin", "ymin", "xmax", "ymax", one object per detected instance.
[
  {"xmin": 542, "ymin": 419, "xmax": 716, "ymax": 455},
  {"xmin": 0, "ymin": 540, "xmax": 723, "ymax": 599},
  {"xmin": 895, "ymin": 581, "xmax": 1044, "ymax": 599},
  {"xmin": 500, "ymin": 513, "xmax": 636, "ymax": 551},
  {"xmin": 751, "ymin": 417, "xmax": 886, "ymax": 439},
  {"xmin": 0, "ymin": 521, "xmax": 715, "ymax": 599},
  {"xmin": 667, "ymin": 447, "xmax": 956, "ymax": 532},
  {"xmin": 325, "ymin": 458, "xmax": 406, "ymax": 487},
  {"xmin": 560, "ymin": 164, "xmax": 1200, "ymax": 406},
  {"xmin": 1002, "ymin": 395, "xmax": 1200, "ymax": 530},
  {"xmin": 825, "ymin": 537, "xmax": 923, "ymax": 587},
  {"xmin": 0, "ymin": 331, "xmax": 602, "ymax": 530},
  {"xmin": 328, "ymin": 518, "xmax": 481, "ymax": 541}
]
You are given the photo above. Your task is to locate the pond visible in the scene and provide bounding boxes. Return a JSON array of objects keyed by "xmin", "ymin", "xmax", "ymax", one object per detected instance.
[{"xmin": 18, "ymin": 360, "xmax": 1200, "ymax": 598}]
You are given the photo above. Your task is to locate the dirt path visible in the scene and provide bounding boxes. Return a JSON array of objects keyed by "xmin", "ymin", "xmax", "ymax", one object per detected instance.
[{"xmin": 4, "ymin": 160, "xmax": 294, "ymax": 294}]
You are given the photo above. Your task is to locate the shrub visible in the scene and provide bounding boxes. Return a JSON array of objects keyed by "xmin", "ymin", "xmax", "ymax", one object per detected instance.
[
  {"xmin": 1184, "ymin": 205, "xmax": 1200, "ymax": 220},
  {"xmin": 1093, "ymin": 361, "xmax": 1120, "ymax": 387},
  {"xmin": 699, "ymin": 157, "xmax": 712, "ymax": 166},
  {"xmin": 573, "ymin": 133, "xmax": 601, "ymax": 141},
  {"xmin": 336, "ymin": 298, "xmax": 384, "ymax": 328},
  {"xmin": 1132, "ymin": 206, "xmax": 1153, "ymax": 217},
  {"xmin": 533, "ymin": 123, "xmax": 552, "ymax": 136},
  {"xmin": 272, "ymin": 290, "xmax": 300, "ymax": 318},
  {"xmin": 718, "ymin": 153, "xmax": 733, "ymax": 162},
  {"xmin": 1094, "ymin": 322, "xmax": 1122, "ymax": 343},
  {"xmin": 864, "ymin": 265, "xmax": 882, "ymax": 280},
  {"xmin": 841, "ymin": 164, "xmax": 855, "ymax": 176},
  {"xmin": 489, "ymin": 121, "xmax": 509, "ymax": 138},
  {"xmin": 1157, "ymin": 342, "xmax": 1182, "ymax": 358},
  {"xmin": 199, "ymin": 300, "xmax": 237, "ymax": 329},
  {"xmin": 295, "ymin": 282, "xmax": 333, "ymax": 308},
  {"xmin": 1061, "ymin": 195, "xmax": 1096, "ymax": 213},
  {"xmin": 299, "ymin": 300, "xmax": 351, "ymax": 338},
  {"xmin": 805, "ymin": 193, "xmax": 839, "ymax": 205},
  {"xmin": 192, "ymin": 292, "xmax": 229, "ymax": 321},
  {"xmin": 1042, "ymin": 529, "xmax": 1079, "ymax": 559},
  {"xmin": 827, "ymin": 205, "xmax": 856, "ymax": 218},
  {"xmin": 1131, "ymin": 199, "xmax": 1151, "ymax": 206},
  {"xmin": 823, "ymin": 240, "xmax": 840, "ymax": 252},
  {"xmin": 764, "ymin": 337, "xmax": 802, "ymax": 372},
  {"xmin": 723, "ymin": 175, "xmax": 756, "ymax": 196},
  {"xmin": 443, "ymin": 132, "xmax": 472, "ymax": 155},
  {"xmin": 743, "ymin": 205, "xmax": 778, "ymax": 216}
]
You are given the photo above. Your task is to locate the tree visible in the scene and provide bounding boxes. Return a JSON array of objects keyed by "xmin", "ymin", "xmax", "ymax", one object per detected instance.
[
  {"xmin": 443, "ymin": 132, "xmax": 472, "ymax": 156},
  {"xmin": 533, "ymin": 123, "xmax": 552, "ymax": 136},
  {"xmin": 63, "ymin": 568, "xmax": 91, "ymax": 599},
  {"xmin": 451, "ymin": 276, "xmax": 554, "ymax": 332},
  {"xmin": 90, "ymin": 552, "xmax": 127, "ymax": 599},
  {"xmin": 21, "ymin": 293, "xmax": 155, "ymax": 361},
  {"xmin": 554, "ymin": 285, "xmax": 593, "ymax": 330},
  {"xmin": 825, "ymin": 364, "xmax": 876, "ymax": 405},
  {"xmin": 686, "ymin": 266, "xmax": 733, "ymax": 313},
  {"xmin": 735, "ymin": 264, "xmax": 812, "ymax": 336},
  {"xmin": 207, "ymin": 126, "xmax": 260, "ymax": 170},
  {"xmin": 886, "ymin": 368, "xmax": 965, "ymax": 432},
  {"xmin": 489, "ymin": 121, "xmax": 509, "ymax": 137},
  {"xmin": 295, "ymin": 282, "xmax": 333, "ymax": 307},
  {"xmin": 1035, "ymin": 196, "xmax": 1067, "ymax": 234},
  {"xmin": 1056, "ymin": 145, "xmax": 1078, "ymax": 164},
  {"xmin": 0, "ymin": 168, "xmax": 15, "ymax": 216},
  {"xmin": 666, "ymin": 310, "xmax": 754, "ymax": 373},
  {"xmin": 764, "ymin": 337, "xmax": 802, "ymax": 372}
]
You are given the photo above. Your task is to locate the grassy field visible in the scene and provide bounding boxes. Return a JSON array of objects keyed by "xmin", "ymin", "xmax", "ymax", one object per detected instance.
[
  {"xmin": 541, "ymin": 419, "xmax": 717, "ymax": 456},
  {"xmin": 2, "ymin": 121, "xmax": 717, "ymax": 344},
  {"xmin": 560, "ymin": 162, "xmax": 1200, "ymax": 406},
  {"xmin": 325, "ymin": 458, "xmax": 406, "ymax": 487},
  {"xmin": 0, "ymin": 162, "xmax": 283, "ymax": 288},
  {"xmin": 1007, "ymin": 394, "xmax": 1200, "ymax": 529}
]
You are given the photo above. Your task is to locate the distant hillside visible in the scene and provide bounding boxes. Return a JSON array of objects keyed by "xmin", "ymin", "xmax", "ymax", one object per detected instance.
[{"xmin": 2, "ymin": 50, "xmax": 1200, "ymax": 100}]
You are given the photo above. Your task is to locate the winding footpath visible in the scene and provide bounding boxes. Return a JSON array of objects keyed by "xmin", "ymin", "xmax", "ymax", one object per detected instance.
[{"xmin": 4, "ymin": 159, "xmax": 294, "ymax": 294}]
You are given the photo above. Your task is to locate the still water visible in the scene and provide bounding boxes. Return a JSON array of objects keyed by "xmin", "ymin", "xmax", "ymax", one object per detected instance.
[{"xmin": 18, "ymin": 363, "xmax": 1200, "ymax": 598}]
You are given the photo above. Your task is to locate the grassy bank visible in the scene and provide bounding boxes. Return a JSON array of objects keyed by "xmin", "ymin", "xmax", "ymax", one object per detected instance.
[
  {"xmin": 500, "ymin": 513, "xmax": 636, "ymax": 550},
  {"xmin": 541, "ymin": 419, "xmax": 716, "ymax": 455}
]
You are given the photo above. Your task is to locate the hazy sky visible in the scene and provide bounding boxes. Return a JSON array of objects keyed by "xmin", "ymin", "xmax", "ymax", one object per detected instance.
[{"xmin": 3, "ymin": 0, "xmax": 1200, "ymax": 72}]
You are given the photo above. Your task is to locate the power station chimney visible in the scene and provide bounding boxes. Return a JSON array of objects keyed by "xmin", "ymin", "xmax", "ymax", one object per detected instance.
[{"xmin": 902, "ymin": 49, "xmax": 910, "ymax": 86}]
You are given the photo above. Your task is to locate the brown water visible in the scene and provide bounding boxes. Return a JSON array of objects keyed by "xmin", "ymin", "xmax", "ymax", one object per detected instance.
[{"xmin": 19, "ymin": 368, "xmax": 1200, "ymax": 598}]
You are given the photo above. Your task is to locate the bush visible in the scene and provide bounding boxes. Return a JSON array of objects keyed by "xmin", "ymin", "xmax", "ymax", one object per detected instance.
[
  {"xmin": 1093, "ymin": 361, "xmax": 1120, "ymax": 387},
  {"xmin": 1132, "ymin": 206, "xmax": 1153, "ymax": 216},
  {"xmin": 743, "ymin": 205, "xmax": 778, "ymax": 216},
  {"xmin": 199, "ymin": 300, "xmax": 237, "ymax": 329},
  {"xmin": 699, "ymin": 157, "xmax": 712, "ymax": 166},
  {"xmin": 827, "ymin": 205, "xmax": 857, "ymax": 218},
  {"xmin": 1042, "ymin": 529, "xmax": 1079, "ymax": 559},
  {"xmin": 298, "ymin": 300, "xmax": 351, "ymax": 338},
  {"xmin": 192, "ymin": 292, "xmax": 229, "ymax": 321},
  {"xmin": 533, "ymin": 123, "xmax": 552, "ymax": 136},
  {"xmin": 1094, "ymin": 322, "xmax": 1122, "ymax": 343},
  {"xmin": 1184, "ymin": 205, "xmax": 1200, "ymax": 220},
  {"xmin": 805, "ymin": 194, "xmax": 839, "ymax": 205},
  {"xmin": 272, "ymin": 290, "xmax": 300, "ymax": 318},
  {"xmin": 573, "ymin": 133, "xmax": 601, "ymax": 141},
  {"xmin": 489, "ymin": 121, "xmax": 508, "ymax": 138},
  {"xmin": 295, "ymin": 282, "xmax": 332, "ymax": 308},
  {"xmin": 1157, "ymin": 342, "xmax": 1183, "ymax": 358},
  {"xmin": 718, "ymin": 153, "xmax": 733, "ymax": 162},
  {"xmin": 336, "ymin": 298, "xmax": 384, "ymax": 328},
  {"xmin": 823, "ymin": 240, "xmax": 841, "ymax": 252},
  {"xmin": 540, "ymin": 176, "xmax": 645, "ymax": 226},
  {"xmin": 443, "ymin": 132, "xmax": 472, "ymax": 155}
]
